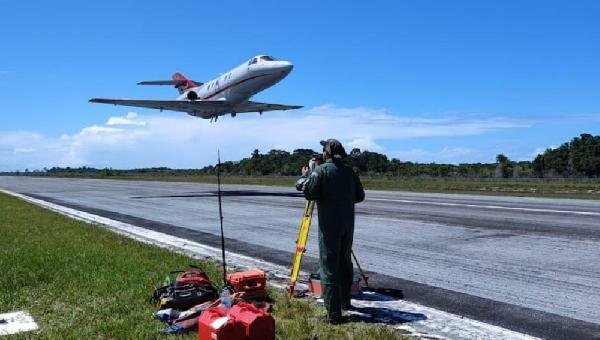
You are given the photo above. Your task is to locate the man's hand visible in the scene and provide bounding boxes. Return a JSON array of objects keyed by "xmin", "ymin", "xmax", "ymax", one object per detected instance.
[{"xmin": 301, "ymin": 165, "xmax": 310, "ymax": 177}]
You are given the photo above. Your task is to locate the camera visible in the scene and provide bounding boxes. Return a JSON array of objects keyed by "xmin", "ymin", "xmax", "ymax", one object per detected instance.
[{"xmin": 308, "ymin": 153, "xmax": 324, "ymax": 172}]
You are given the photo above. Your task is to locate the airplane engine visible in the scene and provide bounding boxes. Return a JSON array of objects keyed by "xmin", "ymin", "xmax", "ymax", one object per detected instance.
[{"xmin": 186, "ymin": 91, "xmax": 199, "ymax": 100}]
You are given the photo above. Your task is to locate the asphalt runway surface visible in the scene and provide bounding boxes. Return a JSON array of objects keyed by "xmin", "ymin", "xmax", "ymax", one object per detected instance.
[{"xmin": 2, "ymin": 176, "xmax": 599, "ymax": 339}]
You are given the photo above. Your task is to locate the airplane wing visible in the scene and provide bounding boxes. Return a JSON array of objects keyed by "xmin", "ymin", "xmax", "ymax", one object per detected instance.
[
  {"xmin": 232, "ymin": 101, "xmax": 303, "ymax": 113},
  {"xmin": 89, "ymin": 98, "xmax": 230, "ymax": 117},
  {"xmin": 137, "ymin": 80, "xmax": 203, "ymax": 86},
  {"xmin": 89, "ymin": 98, "xmax": 303, "ymax": 119}
]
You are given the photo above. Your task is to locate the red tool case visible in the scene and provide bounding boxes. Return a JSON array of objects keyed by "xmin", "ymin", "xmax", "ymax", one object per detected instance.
[{"xmin": 227, "ymin": 270, "xmax": 267, "ymax": 300}]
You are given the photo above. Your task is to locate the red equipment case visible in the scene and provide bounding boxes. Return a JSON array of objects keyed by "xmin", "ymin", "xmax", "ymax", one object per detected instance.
[
  {"xmin": 227, "ymin": 270, "xmax": 267, "ymax": 300},
  {"xmin": 229, "ymin": 302, "xmax": 275, "ymax": 340},
  {"xmin": 198, "ymin": 307, "xmax": 245, "ymax": 340}
]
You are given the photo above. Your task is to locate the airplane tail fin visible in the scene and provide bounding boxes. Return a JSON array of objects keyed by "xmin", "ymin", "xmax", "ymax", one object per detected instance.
[{"xmin": 172, "ymin": 72, "xmax": 198, "ymax": 94}]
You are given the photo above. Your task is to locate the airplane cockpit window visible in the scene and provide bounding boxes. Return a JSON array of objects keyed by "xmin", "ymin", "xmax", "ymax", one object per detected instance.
[
  {"xmin": 259, "ymin": 55, "xmax": 275, "ymax": 62},
  {"xmin": 248, "ymin": 56, "xmax": 274, "ymax": 65}
]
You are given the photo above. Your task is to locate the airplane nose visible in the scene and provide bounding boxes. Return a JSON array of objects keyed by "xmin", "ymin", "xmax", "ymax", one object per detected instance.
[{"xmin": 275, "ymin": 61, "xmax": 293, "ymax": 74}]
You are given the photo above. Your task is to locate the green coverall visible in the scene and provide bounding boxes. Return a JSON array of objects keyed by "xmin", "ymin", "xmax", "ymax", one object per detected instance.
[{"xmin": 303, "ymin": 158, "xmax": 365, "ymax": 320}]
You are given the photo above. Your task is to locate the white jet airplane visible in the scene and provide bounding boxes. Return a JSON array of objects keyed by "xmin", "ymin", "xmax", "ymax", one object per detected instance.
[{"xmin": 90, "ymin": 55, "xmax": 302, "ymax": 122}]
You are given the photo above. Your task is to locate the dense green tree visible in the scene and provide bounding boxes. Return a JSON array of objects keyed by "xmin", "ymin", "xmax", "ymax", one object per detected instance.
[
  {"xmin": 495, "ymin": 154, "xmax": 513, "ymax": 178},
  {"xmin": 533, "ymin": 154, "xmax": 545, "ymax": 178},
  {"xmin": 571, "ymin": 133, "xmax": 600, "ymax": 177},
  {"xmin": 543, "ymin": 143, "xmax": 571, "ymax": 177}
]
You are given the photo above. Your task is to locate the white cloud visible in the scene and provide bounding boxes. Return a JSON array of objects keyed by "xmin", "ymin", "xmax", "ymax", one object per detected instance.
[
  {"xmin": 346, "ymin": 137, "xmax": 383, "ymax": 152},
  {"xmin": 106, "ymin": 112, "xmax": 147, "ymax": 126},
  {"xmin": 0, "ymin": 106, "xmax": 529, "ymax": 170},
  {"xmin": 301, "ymin": 105, "xmax": 528, "ymax": 141}
]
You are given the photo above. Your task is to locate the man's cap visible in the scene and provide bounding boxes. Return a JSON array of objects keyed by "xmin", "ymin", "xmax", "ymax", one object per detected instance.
[{"xmin": 320, "ymin": 139, "xmax": 347, "ymax": 158}]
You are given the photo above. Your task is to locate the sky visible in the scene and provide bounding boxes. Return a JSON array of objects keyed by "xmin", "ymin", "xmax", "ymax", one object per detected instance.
[{"xmin": 1, "ymin": 1, "xmax": 599, "ymax": 170}]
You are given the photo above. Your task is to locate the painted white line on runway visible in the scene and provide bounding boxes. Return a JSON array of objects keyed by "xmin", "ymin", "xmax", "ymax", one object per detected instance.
[
  {"xmin": 0, "ymin": 189, "xmax": 540, "ymax": 340},
  {"xmin": 369, "ymin": 197, "xmax": 600, "ymax": 216},
  {"xmin": 0, "ymin": 311, "xmax": 38, "ymax": 336}
]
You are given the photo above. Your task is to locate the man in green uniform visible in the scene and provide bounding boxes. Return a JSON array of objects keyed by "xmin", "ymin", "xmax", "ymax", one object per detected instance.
[{"xmin": 302, "ymin": 139, "xmax": 365, "ymax": 324}]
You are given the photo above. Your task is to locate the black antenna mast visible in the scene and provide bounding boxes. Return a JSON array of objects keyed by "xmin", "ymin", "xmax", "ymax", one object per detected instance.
[{"xmin": 217, "ymin": 150, "xmax": 227, "ymax": 286}]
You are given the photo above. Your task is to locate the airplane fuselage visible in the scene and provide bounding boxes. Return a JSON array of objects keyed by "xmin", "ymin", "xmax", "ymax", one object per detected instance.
[{"xmin": 177, "ymin": 56, "xmax": 293, "ymax": 105}]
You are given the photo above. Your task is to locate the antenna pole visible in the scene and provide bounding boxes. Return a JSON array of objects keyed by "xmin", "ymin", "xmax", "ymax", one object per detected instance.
[{"xmin": 217, "ymin": 150, "xmax": 227, "ymax": 286}]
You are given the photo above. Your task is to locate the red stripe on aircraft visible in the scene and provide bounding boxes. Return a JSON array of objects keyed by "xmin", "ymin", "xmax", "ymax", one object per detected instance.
[{"xmin": 202, "ymin": 74, "xmax": 270, "ymax": 100}]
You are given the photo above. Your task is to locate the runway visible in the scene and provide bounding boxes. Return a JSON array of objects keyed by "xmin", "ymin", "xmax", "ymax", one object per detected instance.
[{"xmin": 1, "ymin": 176, "xmax": 599, "ymax": 339}]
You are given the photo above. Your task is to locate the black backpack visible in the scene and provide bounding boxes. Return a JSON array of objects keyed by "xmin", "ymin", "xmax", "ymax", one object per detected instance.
[{"xmin": 152, "ymin": 283, "xmax": 217, "ymax": 311}]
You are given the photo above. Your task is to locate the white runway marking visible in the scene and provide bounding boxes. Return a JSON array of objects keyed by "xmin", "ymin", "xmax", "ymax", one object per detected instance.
[
  {"xmin": 0, "ymin": 188, "xmax": 541, "ymax": 339},
  {"xmin": 0, "ymin": 311, "xmax": 38, "ymax": 336},
  {"xmin": 369, "ymin": 198, "xmax": 600, "ymax": 216}
]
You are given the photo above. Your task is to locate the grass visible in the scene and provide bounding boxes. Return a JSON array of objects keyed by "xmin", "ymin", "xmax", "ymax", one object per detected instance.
[
  {"xmin": 0, "ymin": 192, "xmax": 405, "ymax": 339},
  {"xmin": 271, "ymin": 290, "xmax": 407, "ymax": 339},
  {"xmin": 359, "ymin": 177, "xmax": 600, "ymax": 199},
  {"xmin": 33, "ymin": 173, "xmax": 600, "ymax": 200}
]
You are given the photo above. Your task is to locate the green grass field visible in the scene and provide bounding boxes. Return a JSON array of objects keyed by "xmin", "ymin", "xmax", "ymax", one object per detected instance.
[
  {"xmin": 49, "ymin": 173, "xmax": 600, "ymax": 200},
  {"xmin": 0, "ymin": 192, "xmax": 405, "ymax": 339}
]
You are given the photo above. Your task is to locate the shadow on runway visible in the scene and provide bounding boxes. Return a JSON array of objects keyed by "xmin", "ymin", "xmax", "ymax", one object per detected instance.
[
  {"xmin": 348, "ymin": 289, "xmax": 427, "ymax": 325},
  {"xmin": 362, "ymin": 287, "xmax": 405, "ymax": 300},
  {"xmin": 347, "ymin": 307, "xmax": 428, "ymax": 325},
  {"xmin": 131, "ymin": 190, "xmax": 304, "ymax": 199}
]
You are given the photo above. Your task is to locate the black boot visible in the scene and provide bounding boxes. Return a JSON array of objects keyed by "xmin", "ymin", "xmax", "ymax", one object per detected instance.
[{"xmin": 342, "ymin": 302, "xmax": 357, "ymax": 311}]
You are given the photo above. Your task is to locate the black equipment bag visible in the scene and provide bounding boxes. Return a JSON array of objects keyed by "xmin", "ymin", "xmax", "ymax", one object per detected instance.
[{"xmin": 154, "ymin": 283, "xmax": 217, "ymax": 311}]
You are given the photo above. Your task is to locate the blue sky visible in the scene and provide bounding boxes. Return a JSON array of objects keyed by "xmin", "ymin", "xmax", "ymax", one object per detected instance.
[{"xmin": 1, "ymin": 1, "xmax": 599, "ymax": 170}]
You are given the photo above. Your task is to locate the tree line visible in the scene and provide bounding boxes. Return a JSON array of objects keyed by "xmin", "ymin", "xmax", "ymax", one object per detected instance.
[
  {"xmin": 209, "ymin": 133, "xmax": 599, "ymax": 178},
  {"xmin": 532, "ymin": 134, "xmax": 600, "ymax": 178},
  {"xmin": 209, "ymin": 149, "xmax": 533, "ymax": 178},
  {"xmin": 3, "ymin": 134, "xmax": 599, "ymax": 179}
]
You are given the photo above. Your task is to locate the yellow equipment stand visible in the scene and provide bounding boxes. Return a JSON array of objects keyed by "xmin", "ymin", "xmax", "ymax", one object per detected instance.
[
  {"xmin": 288, "ymin": 200, "xmax": 369, "ymax": 297},
  {"xmin": 289, "ymin": 200, "xmax": 316, "ymax": 297}
]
